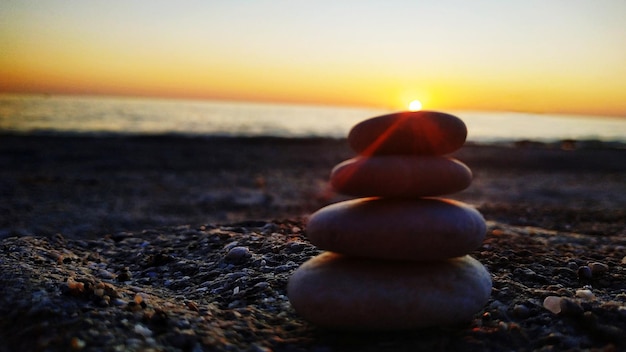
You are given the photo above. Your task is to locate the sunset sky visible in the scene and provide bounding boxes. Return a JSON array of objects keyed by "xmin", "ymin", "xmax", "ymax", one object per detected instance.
[{"xmin": 1, "ymin": 0, "xmax": 625, "ymax": 116}]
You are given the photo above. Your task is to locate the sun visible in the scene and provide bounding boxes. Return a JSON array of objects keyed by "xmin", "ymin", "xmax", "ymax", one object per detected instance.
[{"xmin": 408, "ymin": 100, "xmax": 423, "ymax": 111}]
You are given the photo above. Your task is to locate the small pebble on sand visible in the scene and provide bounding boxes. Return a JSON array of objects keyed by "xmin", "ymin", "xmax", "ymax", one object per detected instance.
[
  {"xmin": 577, "ymin": 266, "xmax": 592, "ymax": 280},
  {"xmin": 512, "ymin": 304, "xmax": 530, "ymax": 318},
  {"xmin": 559, "ymin": 298, "xmax": 584, "ymax": 316},
  {"xmin": 588, "ymin": 262, "xmax": 609, "ymax": 276},
  {"xmin": 133, "ymin": 323, "xmax": 153, "ymax": 337},
  {"xmin": 575, "ymin": 289, "xmax": 595, "ymax": 300},
  {"xmin": 543, "ymin": 296, "xmax": 563, "ymax": 314},
  {"xmin": 226, "ymin": 246, "xmax": 251, "ymax": 262}
]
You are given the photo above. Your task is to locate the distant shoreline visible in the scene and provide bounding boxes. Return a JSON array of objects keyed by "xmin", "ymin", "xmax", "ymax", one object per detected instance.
[
  {"xmin": 2, "ymin": 94, "xmax": 625, "ymax": 143},
  {"xmin": 1, "ymin": 130, "xmax": 625, "ymax": 150}
]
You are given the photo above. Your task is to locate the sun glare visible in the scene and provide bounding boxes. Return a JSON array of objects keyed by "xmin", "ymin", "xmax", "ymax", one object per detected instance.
[{"xmin": 408, "ymin": 100, "xmax": 423, "ymax": 111}]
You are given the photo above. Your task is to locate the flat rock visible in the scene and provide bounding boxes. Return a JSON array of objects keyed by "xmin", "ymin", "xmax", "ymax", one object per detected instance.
[
  {"xmin": 348, "ymin": 111, "xmax": 467, "ymax": 156},
  {"xmin": 288, "ymin": 252, "xmax": 492, "ymax": 330},
  {"xmin": 307, "ymin": 197, "xmax": 486, "ymax": 261},
  {"xmin": 330, "ymin": 156, "xmax": 472, "ymax": 197}
]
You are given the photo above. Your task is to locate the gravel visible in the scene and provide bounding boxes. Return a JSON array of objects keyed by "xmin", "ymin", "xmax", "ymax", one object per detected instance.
[
  {"xmin": 1, "ymin": 220, "xmax": 625, "ymax": 351},
  {"xmin": 1, "ymin": 134, "xmax": 625, "ymax": 350}
]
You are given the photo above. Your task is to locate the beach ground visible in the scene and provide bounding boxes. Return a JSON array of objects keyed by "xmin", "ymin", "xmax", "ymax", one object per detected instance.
[
  {"xmin": 1, "ymin": 134, "xmax": 625, "ymax": 351},
  {"xmin": 2, "ymin": 134, "xmax": 624, "ymax": 239}
]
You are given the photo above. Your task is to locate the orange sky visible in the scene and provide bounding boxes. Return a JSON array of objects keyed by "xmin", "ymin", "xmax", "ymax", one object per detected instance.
[{"xmin": 1, "ymin": 1, "xmax": 625, "ymax": 116}]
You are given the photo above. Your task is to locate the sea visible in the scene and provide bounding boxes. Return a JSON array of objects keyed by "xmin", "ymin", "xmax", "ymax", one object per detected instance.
[{"xmin": 1, "ymin": 94, "xmax": 625, "ymax": 144}]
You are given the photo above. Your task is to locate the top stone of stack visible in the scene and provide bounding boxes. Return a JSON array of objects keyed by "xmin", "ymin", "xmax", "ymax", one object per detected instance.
[{"xmin": 348, "ymin": 111, "xmax": 467, "ymax": 156}]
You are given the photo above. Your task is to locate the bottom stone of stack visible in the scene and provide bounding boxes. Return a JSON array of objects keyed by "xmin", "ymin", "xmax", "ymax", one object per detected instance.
[{"xmin": 287, "ymin": 252, "xmax": 491, "ymax": 330}]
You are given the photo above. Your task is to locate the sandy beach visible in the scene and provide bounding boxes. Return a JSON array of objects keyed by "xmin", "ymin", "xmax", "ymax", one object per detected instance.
[
  {"xmin": 1, "ymin": 134, "xmax": 625, "ymax": 351},
  {"xmin": 2, "ymin": 134, "xmax": 624, "ymax": 239}
]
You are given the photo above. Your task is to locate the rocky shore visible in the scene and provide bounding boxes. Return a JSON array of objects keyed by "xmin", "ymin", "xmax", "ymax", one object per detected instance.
[{"xmin": 1, "ymin": 134, "xmax": 625, "ymax": 351}]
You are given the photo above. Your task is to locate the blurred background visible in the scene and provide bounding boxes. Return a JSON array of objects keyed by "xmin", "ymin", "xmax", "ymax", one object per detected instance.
[
  {"xmin": 1, "ymin": 1, "xmax": 625, "ymax": 239},
  {"xmin": 1, "ymin": 0, "xmax": 625, "ymax": 139}
]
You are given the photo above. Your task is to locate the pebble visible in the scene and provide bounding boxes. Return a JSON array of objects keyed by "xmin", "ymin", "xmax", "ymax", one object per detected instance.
[
  {"xmin": 555, "ymin": 287, "xmax": 573, "ymax": 297},
  {"xmin": 543, "ymin": 296, "xmax": 563, "ymax": 314},
  {"xmin": 225, "ymin": 246, "xmax": 251, "ymax": 263},
  {"xmin": 577, "ymin": 266, "xmax": 592, "ymax": 280},
  {"xmin": 253, "ymin": 281, "xmax": 270, "ymax": 290},
  {"xmin": 307, "ymin": 197, "xmax": 486, "ymax": 261},
  {"xmin": 348, "ymin": 111, "xmax": 467, "ymax": 156},
  {"xmin": 553, "ymin": 267, "xmax": 576, "ymax": 277},
  {"xmin": 112, "ymin": 298, "xmax": 127, "ymax": 306},
  {"xmin": 543, "ymin": 296, "xmax": 585, "ymax": 317},
  {"xmin": 133, "ymin": 323, "xmax": 153, "ymax": 337},
  {"xmin": 116, "ymin": 267, "xmax": 132, "ymax": 282},
  {"xmin": 575, "ymin": 289, "xmax": 595, "ymax": 300},
  {"xmin": 285, "ymin": 241, "xmax": 308, "ymax": 253},
  {"xmin": 588, "ymin": 262, "xmax": 608, "ymax": 276},
  {"xmin": 97, "ymin": 269, "xmax": 117, "ymax": 280},
  {"xmin": 330, "ymin": 156, "xmax": 472, "ymax": 197},
  {"xmin": 70, "ymin": 337, "xmax": 86, "ymax": 350},
  {"xmin": 487, "ymin": 300, "xmax": 510, "ymax": 321},
  {"xmin": 512, "ymin": 304, "xmax": 530, "ymax": 318},
  {"xmin": 559, "ymin": 298, "xmax": 584, "ymax": 316},
  {"xmin": 287, "ymin": 252, "xmax": 491, "ymax": 330}
]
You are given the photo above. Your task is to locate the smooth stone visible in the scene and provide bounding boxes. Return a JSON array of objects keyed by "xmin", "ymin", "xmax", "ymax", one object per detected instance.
[
  {"xmin": 307, "ymin": 197, "xmax": 486, "ymax": 261},
  {"xmin": 559, "ymin": 298, "xmax": 584, "ymax": 317},
  {"xmin": 225, "ymin": 246, "xmax": 251, "ymax": 263},
  {"xmin": 543, "ymin": 296, "xmax": 563, "ymax": 314},
  {"xmin": 330, "ymin": 156, "xmax": 472, "ymax": 197},
  {"xmin": 348, "ymin": 111, "xmax": 467, "ymax": 156},
  {"xmin": 287, "ymin": 252, "xmax": 492, "ymax": 330},
  {"xmin": 577, "ymin": 266, "xmax": 592, "ymax": 280},
  {"xmin": 575, "ymin": 289, "xmax": 595, "ymax": 300},
  {"xmin": 588, "ymin": 262, "xmax": 609, "ymax": 276}
]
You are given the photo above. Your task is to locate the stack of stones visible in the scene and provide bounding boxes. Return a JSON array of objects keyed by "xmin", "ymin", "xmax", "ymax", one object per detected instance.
[{"xmin": 288, "ymin": 111, "xmax": 492, "ymax": 330}]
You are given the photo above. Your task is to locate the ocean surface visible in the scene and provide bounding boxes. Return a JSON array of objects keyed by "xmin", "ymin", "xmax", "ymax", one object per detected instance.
[{"xmin": 2, "ymin": 94, "xmax": 625, "ymax": 143}]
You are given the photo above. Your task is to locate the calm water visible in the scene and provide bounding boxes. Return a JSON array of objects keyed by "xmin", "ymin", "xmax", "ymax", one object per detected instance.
[{"xmin": 1, "ymin": 94, "xmax": 625, "ymax": 143}]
